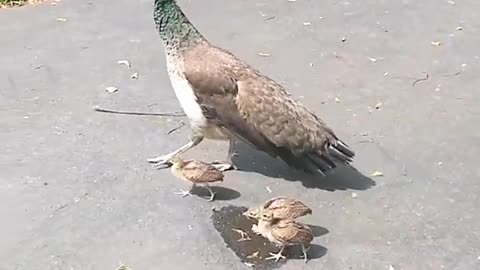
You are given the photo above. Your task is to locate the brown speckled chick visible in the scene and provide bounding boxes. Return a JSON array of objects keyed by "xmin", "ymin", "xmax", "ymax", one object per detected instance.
[
  {"xmin": 243, "ymin": 197, "xmax": 312, "ymax": 233},
  {"xmin": 169, "ymin": 156, "xmax": 224, "ymax": 201},
  {"xmin": 257, "ymin": 210, "xmax": 314, "ymax": 263}
]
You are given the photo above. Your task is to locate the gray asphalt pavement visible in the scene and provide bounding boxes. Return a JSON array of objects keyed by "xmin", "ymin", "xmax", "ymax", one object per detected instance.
[{"xmin": 1, "ymin": 0, "xmax": 479, "ymax": 269}]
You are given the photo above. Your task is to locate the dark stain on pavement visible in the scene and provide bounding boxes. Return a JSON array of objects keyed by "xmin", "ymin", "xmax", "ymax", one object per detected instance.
[{"xmin": 211, "ymin": 205, "xmax": 328, "ymax": 269}]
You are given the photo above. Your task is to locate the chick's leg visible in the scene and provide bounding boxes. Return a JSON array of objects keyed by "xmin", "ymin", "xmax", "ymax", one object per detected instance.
[
  {"xmin": 266, "ymin": 246, "xmax": 286, "ymax": 262},
  {"xmin": 175, "ymin": 184, "xmax": 195, "ymax": 197},
  {"xmin": 301, "ymin": 244, "xmax": 310, "ymax": 263},
  {"xmin": 203, "ymin": 185, "xmax": 215, "ymax": 202}
]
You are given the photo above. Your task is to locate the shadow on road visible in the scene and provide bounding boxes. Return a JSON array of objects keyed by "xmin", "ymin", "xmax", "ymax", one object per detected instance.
[
  {"xmin": 307, "ymin": 224, "xmax": 330, "ymax": 237},
  {"xmin": 282, "ymin": 243, "xmax": 328, "ymax": 262},
  {"xmin": 193, "ymin": 186, "xmax": 241, "ymax": 201},
  {"xmin": 232, "ymin": 142, "xmax": 376, "ymax": 192}
]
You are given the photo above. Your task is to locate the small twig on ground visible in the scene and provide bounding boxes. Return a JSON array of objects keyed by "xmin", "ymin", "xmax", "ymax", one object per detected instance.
[
  {"xmin": 167, "ymin": 121, "xmax": 186, "ymax": 135},
  {"xmin": 93, "ymin": 105, "xmax": 185, "ymax": 117},
  {"xmin": 441, "ymin": 71, "xmax": 462, "ymax": 77},
  {"xmin": 54, "ymin": 203, "xmax": 69, "ymax": 213},
  {"xmin": 412, "ymin": 72, "xmax": 429, "ymax": 86},
  {"xmin": 265, "ymin": 15, "xmax": 276, "ymax": 21},
  {"xmin": 358, "ymin": 139, "xmax": 375, "ymax": 144},
  {"xmin": 53, "ymin": 193, "xmax": 88, "ymax": 213}
]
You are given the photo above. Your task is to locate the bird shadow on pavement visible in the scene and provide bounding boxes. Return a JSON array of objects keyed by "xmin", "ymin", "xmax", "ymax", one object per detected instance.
[
  {"xmin": 283, "ymin": 224, "xmax": 329, "ymax": 262},
  {"xmin": 285, "ymin": 244, "xmax": 328, "ymax": 262},
  {"xmin": 307, "ymin": 224, "xmax": 330, "ymax": 237},
  {"xmin": 232, "ymin": 142, "xmax": 376, "ymax": 192},
  {"xmin": 193, "ymin": 186, "xmax": 241, "ymax": 201}
]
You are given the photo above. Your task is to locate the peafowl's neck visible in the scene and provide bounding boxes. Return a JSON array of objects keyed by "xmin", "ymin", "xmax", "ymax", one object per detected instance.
[{"xmin": 153, "ymin": 0, "xmax": 205, "ymax": 52}]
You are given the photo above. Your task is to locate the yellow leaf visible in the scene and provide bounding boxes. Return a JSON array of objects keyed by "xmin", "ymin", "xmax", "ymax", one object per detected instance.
[{"xmin": 371, "ymin": 171, "xmax": 384, "ymax": 177}]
